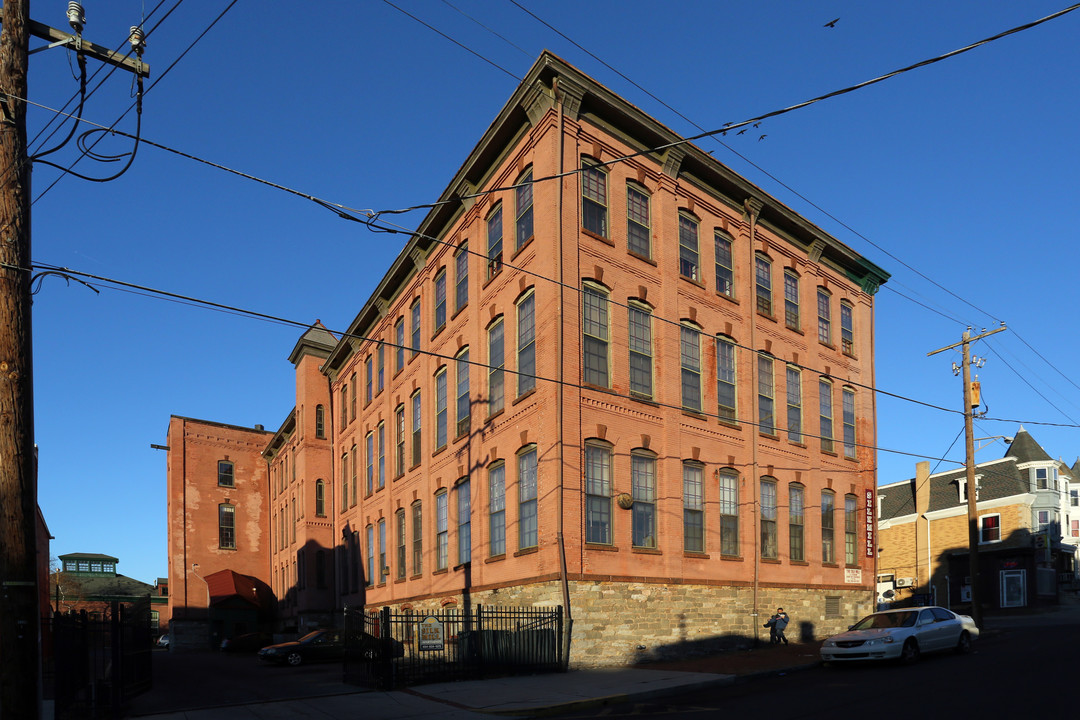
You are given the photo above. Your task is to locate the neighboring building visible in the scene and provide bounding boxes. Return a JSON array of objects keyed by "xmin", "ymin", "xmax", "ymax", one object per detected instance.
[
  {"xmin": 316, "ymin": 51, "xmax": 888, "ymax": 665},
  {"xmin": 164, "ymin": 417, "xmax": 273, "ymax": 649},
  {"xmin": 165, "ymin": 52, "xmax": 890, "ymax": 665},
  {"xmin": 877, "ymin": 427, "xmax": 1080, "ymax": 613},
  {"xmin": 52, "ymin": 553, "xmax": 162, "ymax": 626}
]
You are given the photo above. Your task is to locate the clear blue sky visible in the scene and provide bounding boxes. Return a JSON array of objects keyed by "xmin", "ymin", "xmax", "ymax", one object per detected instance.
[{"xmin": 27, "ymin": 1, "xmax": 1080, "ymax": 585}]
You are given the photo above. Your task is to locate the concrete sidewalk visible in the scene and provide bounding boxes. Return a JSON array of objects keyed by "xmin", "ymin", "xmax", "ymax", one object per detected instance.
[{"xmin": 127, "ymin": 666, "xmax": 734, "ymax": 719}]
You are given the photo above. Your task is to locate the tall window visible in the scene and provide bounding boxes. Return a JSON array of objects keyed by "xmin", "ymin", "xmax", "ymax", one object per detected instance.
[
  {"xmin": 845, "ymin": 494, "xmax": 858, "ymax": 565},
  {"xmin": 783, "ymin": 270, "xmax": 800, "ymax": 330},
  {"xmin": 315, "ymin": 479, "xmax": 325, "ymax": 516},
  {"xmin": 840, "ymin": 301, "xmax": 854, "ymax": 355},
  {"xmin": 411, "ymin": 501, "xmax": 423, "ymax": 575},
  {"xmin": 315, "ymin": 405, "xmax": 325, "ymax": 439},
  {"xmin": 755, "ymin": 254, "xmax": 773, "ymax": 315},
  {"xmin": 517, "ymin": 290, "xmax": 536, "ymax": 396},
  {"xmin": 842, "ymin": 387, "xmax": 857, "ymax": 459},
  {"xmin": 456, "ymin": 348, "xmax": 471, "ymax": 437},
  {"xmin": 717, "ymin": 336, "xmax": 737, "ymax": 422},
  {"xmin": 377, "ymin": 422, "xmax": 386, "ymax": 489},
  {"xmin": 821, "ymin": 490, "xmax": 836, "ymax": 564},
  {"xmin": 350, "ymin": 373, "xmax": 357, "ymax": 420},
  {"xmin": 350, "ymin": 443, "xmax": 358, "ymax": 506},
  {"xmin": 410, "ymin": 299, "xmax": 421, "ymax": 357},
  {"xmin": 760, "ymin": 479, "xmax": 777, "ymax": 559},
  {"xmin": 631, "ymin": 451, "xmax": 656, "ymax": 548},
  {"xmin": 758, "ymin": 353, "xmax": 775, "ymax": 435},
  {"xmin": 719, "ymin": 470, "xmax": 739, "ymax": 556},
  {"xmin": 628, "ymin": 303, "xmax": 653, "ymax": 398},
  {"xmin": 680, "ymin": 324, "xmax": 703, "ymax": 412},
  {"xmin": 715, "ymin": 231, "xmax": 734, "ymax": 297},
  {"xmin": 488, "ymin": 319, "xmax": 505, "ymax": 416},
  {"xmin": 817, "ymin": 288, "xmax": 832, "ymax": 345},
  {"xmin": 434, "ymin": 269, "xmax": 447, "ymax": 331},
  {"xmin": 395, "ymin": 317, "xmax": 405, "ymax": 372},
  {"xmin": 581, "ymin": 160, "xmax": 608, "ymax": 236},
  {"xmin": 787, "ymin": 366, "xmax": 803, "ymax": 443},
  {"xmin": 396, "ymin": 509, "xmax": 406, "ymax": 579},
  {"xmin": 436, "ymin": 491, "xmax": 448, "ymax": 570},
  {"xmin": 395, "ymin": 405, "xmax": 405, "ymax": 477},
  {"xmin": 489, "ymin": 462, "xmax": 506, "ymax": 556},
  {"xmin": 678, "ymin": 213, "xmax": 700, "ymax": 281},
  {"xmin": 583, "ymin": 284, "xmax": 610, "ymax": 387},
  {"xmin": 626, "ymin": 184, "xmax": 650, "ymax": 257},
  {"xmin": 819, "ymin": 379, "xmax": 834, "ymax": 453},
  {"xmin": 519, "ymin": 446, "xmax": 538, "ymax": 549},
  {"xmin": 684, "ymin": 462, "xmax": 705, "ymax": 553},
  {"xmin": 789, "ymin": 484, "xmax": 805, "ymax": 562},
  {"xmin": 217, "ymin": 460, "xmax": 234, "ymax": 487},
  {"xmin": 366, "ymin": 432, "xmax": 374, "ymax": 495},
  {"xmin": 455, "ymin": 243, "xmax": 469, "ymax": 313},
  {"xmin": 585, "ymin": 443, "xmax": 612, "ymax": 544},
  {"xmin": 340, "ymin": 453, "xmax": 349, "ymax": 511},
  {"xmin": 435, "ymin": 368, "xmax": 448, "ymax": 450},
  {"xmin": 378, "ymin": 518, "xmax": 387, "ymax": 583},
  {"xmin": 515, "ymin": 168, "xmax": 533, "ymax": 250},
  {"xmin": 365, "ymin": 356, "xmax": 373, "ymax": 405},
  {"xmin": 411, "ymin": 390, "xmax": 422, "ymax": 467},
  {"xmin": 487, "ymin": 205, "xmax": 503, "ymax": 278},
  {"xmin": 457, "ymin": 480, "xmax": 471, "ymax": 565},
  {"xmin": 219, "ymin": 504, "xmax": 236, "ymax": 549},
  {"xmin": 377, "ymin": 345, "xmax": 385, "ymax": 394},
  {"xmin": 366, "ymin": 524, "xmax": 374, "ymax": 586}
]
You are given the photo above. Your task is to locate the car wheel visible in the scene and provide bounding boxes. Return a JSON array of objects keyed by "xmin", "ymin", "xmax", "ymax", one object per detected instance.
[
  {"xmin": 286, "ymin": 652, "xmax": 303, "ymax": 666},
  {"xmin": 955, "ymin": 631, "xmax": 972, "ymax": 654},
  {"xmin": 901, "ymin": 638, "xmax": 920, "ymax": 664}
]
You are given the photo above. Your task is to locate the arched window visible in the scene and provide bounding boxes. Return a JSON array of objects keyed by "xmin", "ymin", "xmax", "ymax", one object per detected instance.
[
  {"xmin": 581, "ymin": 158, "xmax": 607, "ymax": 237},
  {"xmin": 219, "ymin": 503, "xmax": 236, "ymax": 549},
  {"xmin": 217, "ymin": 460, "xmax": 235, "ymax": 487},
  {"xmin": 315, "ymin": 405, "xmax": 325, "ymax": 439},
  {"xmin": 515, "ymin": 167, "xmax": 534, "ymax": 251},
  {"xmin": 315, "ymin": 479, "xmax": 326, "ymax": 517},
  {"xmin": 633, "ymin": 450, "xmax": 657, "ymax": 549}
]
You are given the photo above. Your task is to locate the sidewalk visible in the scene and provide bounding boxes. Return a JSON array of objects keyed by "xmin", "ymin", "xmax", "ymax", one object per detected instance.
[{"xmin": 126, "ymin": 641, "xmax": 821, "ymax": 719}]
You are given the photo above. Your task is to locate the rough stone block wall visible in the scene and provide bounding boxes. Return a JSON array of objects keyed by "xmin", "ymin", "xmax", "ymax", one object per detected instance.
[{"xmin": 378, "ymin": 579, "xmax": 873, "ymax": 667}]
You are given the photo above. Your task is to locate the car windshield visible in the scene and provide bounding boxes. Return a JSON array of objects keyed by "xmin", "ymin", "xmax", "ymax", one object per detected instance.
[
  {"xmin": 851, "ymin": 611, "xmax": 918, "ymax": 630},
  {"xmin": 298, "ymin": 631, "xmax": 326, "ymax": 643}
]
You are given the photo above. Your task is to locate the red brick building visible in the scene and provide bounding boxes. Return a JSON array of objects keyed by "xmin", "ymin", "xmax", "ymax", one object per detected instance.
[
  {"xmin": 318, "ymin": 52, "xmax": 889, "ymax": 664},
  {"xmin": 166, "ymin": 53, "xmax": 888, "ymax": 665}
]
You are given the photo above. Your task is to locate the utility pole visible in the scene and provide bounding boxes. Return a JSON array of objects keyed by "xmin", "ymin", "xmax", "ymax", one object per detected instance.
[
  {"xmin": 0, "ymin": 3, "xmax": 147, "ymax": 717},
  {"xmin": 928, "ymin": 323, "xmax": 1005, "ymax": 630}
]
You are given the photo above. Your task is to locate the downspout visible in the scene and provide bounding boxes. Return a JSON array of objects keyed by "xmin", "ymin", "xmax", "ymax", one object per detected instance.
[
  {"xmin": 554, "ymin": 76, "xmax": 573, "ymax": 668},
  {"xmin": 744, "ymin": 198, "xmax": 761, "ymax": 644},
  {"xmin": 871, "ymin": 299, "xmax": 879, "ymax": 602},
  {"xmin": 182, "ymin": 419, "xmax": 188, "ymax": 621}
]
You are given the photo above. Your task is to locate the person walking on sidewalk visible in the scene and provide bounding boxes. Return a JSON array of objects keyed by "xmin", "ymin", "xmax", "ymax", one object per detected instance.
[{"xmin": 766, "ymin": 608, "xmax": 790, "ymax": 645}]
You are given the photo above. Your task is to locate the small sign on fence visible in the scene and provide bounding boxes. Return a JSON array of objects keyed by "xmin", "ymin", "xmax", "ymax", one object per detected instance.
[{"xmin": 418, "ymin": 616, "xmax": 444, "ymax": 651}]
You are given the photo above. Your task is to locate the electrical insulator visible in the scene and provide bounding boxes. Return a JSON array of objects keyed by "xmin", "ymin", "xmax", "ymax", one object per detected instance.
[
  {"xmin": 970, "ymin": 381, "xmax": 981, "ymax": 408},
  {"xmin": 129, "ymin": 26, "xmax": 146, "ymax": 55},
  {"xmin": 67, "ymin": 2, "xmax": 85, "ymax": 34}
]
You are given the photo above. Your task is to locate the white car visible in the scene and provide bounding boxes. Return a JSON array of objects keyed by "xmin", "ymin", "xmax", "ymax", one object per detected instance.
[{"xmin": 820, "ymin": 606, "xmax": 978, "ymax": 664}]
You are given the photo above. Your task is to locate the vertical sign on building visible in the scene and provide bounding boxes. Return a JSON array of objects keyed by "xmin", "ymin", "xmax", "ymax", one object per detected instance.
[{"xmin": 865, "ymin": 488, "xmax": 875, "ymax": 558}]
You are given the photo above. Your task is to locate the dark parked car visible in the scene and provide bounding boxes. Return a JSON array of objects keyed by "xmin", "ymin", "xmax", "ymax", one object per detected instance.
[
  {"xmin": 220, "ymin": 632, "xmax": 274, "ymax": 653},
  {"xmin": 258, "ymin": 630, "xmax": 345, "ymax": 666}
]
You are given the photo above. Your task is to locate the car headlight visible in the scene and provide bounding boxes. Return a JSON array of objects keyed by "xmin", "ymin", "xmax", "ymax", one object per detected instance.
[
  {"xmin": 823, "ymin": 640, "xmax": 836, "ymax": 647},
  {"xmin": 865, "ymin": 636, "xmax": 894, "ymax": 646}
]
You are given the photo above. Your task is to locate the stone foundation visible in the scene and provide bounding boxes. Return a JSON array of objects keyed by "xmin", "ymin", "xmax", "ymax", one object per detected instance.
[{"xmin": 378, "ymin": 580, "xmax": 873, "ymax": 667}]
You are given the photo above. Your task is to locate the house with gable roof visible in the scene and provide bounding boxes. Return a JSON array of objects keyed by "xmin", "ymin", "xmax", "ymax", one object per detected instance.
[{"xmin": 877, "ymin": 427, "xmax": 1080, "ymax": 613}]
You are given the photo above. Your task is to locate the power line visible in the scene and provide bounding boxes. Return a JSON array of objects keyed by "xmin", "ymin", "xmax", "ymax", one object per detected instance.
[{"xmin": 11, "ymin": 259, "xmax": 993, "ymax": 464}]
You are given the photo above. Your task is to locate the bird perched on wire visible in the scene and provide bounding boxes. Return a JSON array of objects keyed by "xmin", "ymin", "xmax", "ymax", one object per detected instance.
[{"xmin": 824, "ymin": 18, "xmax": 839, "ymax": 28}]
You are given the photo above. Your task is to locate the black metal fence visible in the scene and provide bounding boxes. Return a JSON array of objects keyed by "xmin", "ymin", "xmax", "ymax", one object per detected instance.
[
  {"xmin": 344, "ymin": 604, "xmax": 565, "ymax": 689},
  {"xmin": 47, "ymin": 598, "xmax": 154, "ymax": 719}
]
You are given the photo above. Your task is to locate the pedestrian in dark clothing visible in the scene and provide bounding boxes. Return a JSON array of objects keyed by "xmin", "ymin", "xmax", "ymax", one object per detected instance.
[{"xmin": 766, "ymin": 608, "xmax": 790, "ymax": 645}]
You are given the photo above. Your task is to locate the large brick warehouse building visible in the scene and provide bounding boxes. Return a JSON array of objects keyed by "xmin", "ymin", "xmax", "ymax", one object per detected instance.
[{"xmin": 164, "ymin": 52, "xmax": 889, "ymax": 664}]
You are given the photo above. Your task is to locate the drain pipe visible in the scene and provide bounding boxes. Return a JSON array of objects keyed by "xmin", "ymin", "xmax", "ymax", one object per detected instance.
[{"xmin": 744, "ymin": 198, "xmax": 762, "ymax": 645}]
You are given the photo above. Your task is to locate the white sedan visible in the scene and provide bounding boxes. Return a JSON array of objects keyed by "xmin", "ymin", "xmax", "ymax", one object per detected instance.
[{"xmin": 820, "ymin": 606, "xmax": 979, "ymax": 664}]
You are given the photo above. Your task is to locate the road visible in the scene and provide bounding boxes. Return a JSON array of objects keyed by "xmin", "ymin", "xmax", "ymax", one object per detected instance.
[{"xmin": 550, "ymin": 616, "xmax": 1080, "ymax": 718}]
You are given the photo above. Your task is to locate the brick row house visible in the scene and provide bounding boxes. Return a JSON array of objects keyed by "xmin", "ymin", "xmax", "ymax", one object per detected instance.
[
  {"xmin": 165, "ymin": 52, "xmax": 890, "ymax": 663},
  {"xmin": 877, "ymin": 427, "xmax": 1080, "ymax": 612}
]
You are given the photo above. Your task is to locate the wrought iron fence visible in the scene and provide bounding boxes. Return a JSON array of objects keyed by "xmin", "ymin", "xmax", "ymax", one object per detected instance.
[
  {"xmin": 344, "ymin": 604, "xmax": 564, "ymax": 689},
  {"xmin": 47, "ymin": 597, "xmax": 153, "ymax": 719}
]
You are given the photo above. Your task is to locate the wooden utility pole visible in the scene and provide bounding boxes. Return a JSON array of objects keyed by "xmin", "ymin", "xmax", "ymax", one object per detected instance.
[
  {"xmin": 0, "ymin": 1, "xmax": 38, "ymax": 718},
  {"xmin": 0, "ymin": 4, "xmax": 148, "ymax": 716},
  {"xmin": 928, "ymin": 324, "xmax": 1006, "ymax": 630}
]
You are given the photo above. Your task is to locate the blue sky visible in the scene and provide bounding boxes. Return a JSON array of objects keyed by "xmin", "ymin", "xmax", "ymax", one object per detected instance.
[{"xmin": 27, "ymin": 1, "xmax": 1080, "ymax": 585}]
